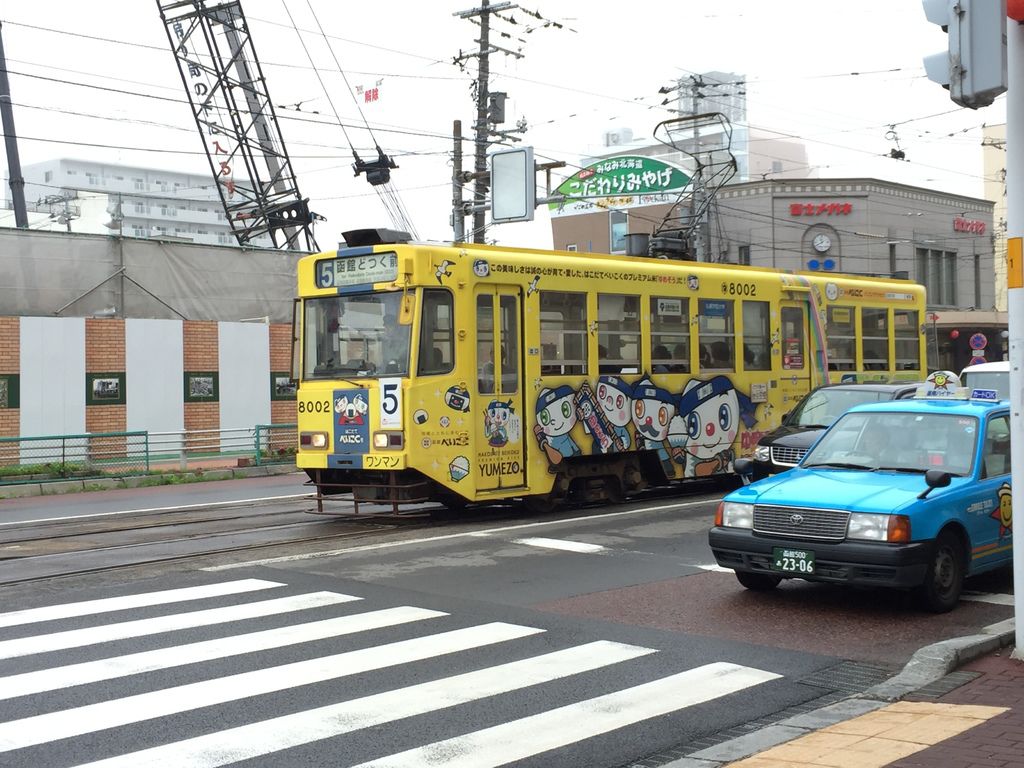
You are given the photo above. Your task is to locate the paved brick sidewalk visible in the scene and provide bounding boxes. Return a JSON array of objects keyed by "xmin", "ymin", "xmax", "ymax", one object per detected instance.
[
  {"xmin": 886, "ymin": 647, "xmax": 1024, "ymax": 768},
  {"xmin": 718, "ymin": 646, "xmax": 1023, "ymax": 768}
]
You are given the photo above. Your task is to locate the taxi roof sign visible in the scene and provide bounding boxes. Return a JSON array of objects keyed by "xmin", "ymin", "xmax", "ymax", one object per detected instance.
[{"xmin": 915, "ymin": 370, "xmax": 964, "ymax": 399}]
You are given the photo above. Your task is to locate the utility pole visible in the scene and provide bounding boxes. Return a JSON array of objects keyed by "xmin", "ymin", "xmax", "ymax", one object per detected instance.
[
  {"xmin": 0, "ymin": 21, "xmax": 28, "ymax": 228},
  {"xmin": 452, "ymin": 120, "xmax": 465, "ymax": 242},
  {"xmin": 453, "ymin": 1, "xmax": 525, "ymax": 243},
  {"xmin": 686, "ymin": 76, "xmax": 708, "ymax": 262}
]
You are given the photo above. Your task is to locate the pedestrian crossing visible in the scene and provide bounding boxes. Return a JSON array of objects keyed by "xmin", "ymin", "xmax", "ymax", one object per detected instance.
[{"xmin": 0, "ymin": 576, "xmax": 783, "ymax": 767}]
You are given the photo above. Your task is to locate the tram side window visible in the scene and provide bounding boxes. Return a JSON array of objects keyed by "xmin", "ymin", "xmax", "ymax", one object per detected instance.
[
  {"xmin": 742, "ymin": 300, "xmax": 771, "ymax": 371},
  {"xmin": 861, "ymin": 307, "xmax": 890, "ymax": 370},
  {"xmin": 540, "ymin": 292, "xmax": 588, "ymax": 376},
  {"xmin": 598, "ymin": 294, "xmax": 640, "ymax": 374},
  {"xmin": 826, "ymin": 305, "xmax": 856, "ymax": 371},
  {"xmin": 650, "ymin": 296, "xmax": 690, "ymax": 373},
  {"xmin": 698, "ymin": 299, "xmax": 734, "ymax": 371},
  {"xmin": 417, "ymin": 289, "xmax": 454, "ymax": 376},
  {"xmin": 893, "ymin": 309, "xmax": 921, "ymax": 371}
]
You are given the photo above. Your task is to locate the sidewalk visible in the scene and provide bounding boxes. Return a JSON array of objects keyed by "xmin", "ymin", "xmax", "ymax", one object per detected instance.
[
  {"xmin": 0, "ymin": 457, "xmax": 298, "ymax": 499},
  {"xmin": 667, "ymin": 620, "xmax": 1020, "ymax": 768}
]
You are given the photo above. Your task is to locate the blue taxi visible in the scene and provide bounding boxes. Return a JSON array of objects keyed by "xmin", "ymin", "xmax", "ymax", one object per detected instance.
[{"xmin": 709, "ymin": 372, "xmax": 1013, "ymax": 612}]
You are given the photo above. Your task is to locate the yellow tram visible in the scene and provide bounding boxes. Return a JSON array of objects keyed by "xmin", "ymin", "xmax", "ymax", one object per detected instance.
[{"xmin": 294, "ymin": 229, "xmax": 926, "ymax": 511}]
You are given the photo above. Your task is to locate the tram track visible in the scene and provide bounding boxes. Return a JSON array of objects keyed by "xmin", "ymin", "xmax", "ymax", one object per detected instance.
[{"xmin": 0, "ymin": 478, "xmax": 734, "ymax": 587}]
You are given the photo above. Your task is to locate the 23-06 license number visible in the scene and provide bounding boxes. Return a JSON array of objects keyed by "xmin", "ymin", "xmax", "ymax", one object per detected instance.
[{"xmin": 772, "ymin": 547, "xmax": 815, "ymax": 574}]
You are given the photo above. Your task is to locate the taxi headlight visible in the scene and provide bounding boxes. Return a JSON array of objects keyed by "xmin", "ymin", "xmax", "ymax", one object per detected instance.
[
  {"xmin": 719, "ymin": 501, "xmax": 754, "ymax": 529},
  {"xmin": 753, "ymin": 445, "xmax": 771, "ymax": 462},
  {"xmin": 847, "ymin": 513, "xmax": 910, "ymax": 542}
]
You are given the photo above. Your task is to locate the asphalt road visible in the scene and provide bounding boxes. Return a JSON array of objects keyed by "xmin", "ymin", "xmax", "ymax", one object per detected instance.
[{"xmin": 0, "ymin": 482, "xmax": 1013, "ymax": 767}]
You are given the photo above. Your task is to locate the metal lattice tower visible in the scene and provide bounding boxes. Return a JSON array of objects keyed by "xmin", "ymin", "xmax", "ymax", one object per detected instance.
[{"xmin": 157, "ymin": 0, "xmax": 318, "ymax": 251}]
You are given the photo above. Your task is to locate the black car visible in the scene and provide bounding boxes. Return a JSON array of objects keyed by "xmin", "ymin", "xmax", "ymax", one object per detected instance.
[{"xmin": 751, "ymin": 382, "xmax": 921, "ymax": 479}]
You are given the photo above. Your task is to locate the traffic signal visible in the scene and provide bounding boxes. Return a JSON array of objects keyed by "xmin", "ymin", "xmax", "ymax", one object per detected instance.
[{"xmin": 923, "ymin": 0, "xmax": 1007, "ymax": 109}]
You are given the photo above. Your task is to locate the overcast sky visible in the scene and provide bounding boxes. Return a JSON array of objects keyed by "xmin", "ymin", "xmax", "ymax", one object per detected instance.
[{"xmin": 0, "ymin": 1, "xmax": 1008, "ymax": 250}]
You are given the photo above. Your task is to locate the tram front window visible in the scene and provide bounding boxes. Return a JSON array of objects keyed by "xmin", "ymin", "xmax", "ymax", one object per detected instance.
[{"xmin": 304, "ymin": 292, "xmax": 410, "ymax": 378}]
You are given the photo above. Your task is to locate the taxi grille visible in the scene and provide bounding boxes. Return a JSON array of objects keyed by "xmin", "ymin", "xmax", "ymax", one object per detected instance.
[
  {"xmin": 753, "ymin": 505, "xmax": 849, "ymax": 542},
  {"xmin": 771, "ymin": 445, "xmax": 808, "ymax": 467}
]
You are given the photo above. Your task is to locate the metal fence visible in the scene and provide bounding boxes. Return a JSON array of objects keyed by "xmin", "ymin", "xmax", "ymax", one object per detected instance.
[{"xmin": 0, "ymin": 424, "xmax": 296, "ymax": 485}]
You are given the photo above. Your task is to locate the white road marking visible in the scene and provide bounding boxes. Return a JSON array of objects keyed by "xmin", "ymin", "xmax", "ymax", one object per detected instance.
[
  {"xmin": 0, "ymin": 591, "xmax": 358, "ymax": 659},
  {"xmin": 0, "ymin": 579, "xmax": 284, "ymax": 629},
  {"xmin": 207, "ymin": 498, "xmax": 711, "ymax": 571},
  {"xmin": 0, "ymin": 493, "xmax": 312, "ymax": 527},
  {"xmin": 354, "ymin": 662, "xmax": 782, "ymax": 768},
  {"xmin": 513, "ymin": 537, "xmax": 606, "ymax": 554},
  {"xmin": 66, "ymin": 640, "xmax": 652, "ymax": 768},
  {"xmin": 0, "ymin": 606, "xmax": 446, "ymax": 701},
  {"xmin": 962, "ymin": 592, "xmax": 1015, "ymax": 606},
  {"xmin": 697, "ymin": 564, "xmax": 734, "ymax": 573}
]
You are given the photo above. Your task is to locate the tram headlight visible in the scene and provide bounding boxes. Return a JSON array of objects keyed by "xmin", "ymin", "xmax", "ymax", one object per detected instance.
[
  {"xmin": 300, "ymin": 431, "xmax": 328, "ymax": 449},
  {"xmin": 373, "ymin": 431, "xmax": 405, "ymax": 450}
]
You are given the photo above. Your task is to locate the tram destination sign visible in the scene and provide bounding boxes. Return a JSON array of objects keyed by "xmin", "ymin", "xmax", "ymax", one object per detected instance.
[{"xmin": 316, "ymin": 252, "xmax": 398, "ymax": 289}]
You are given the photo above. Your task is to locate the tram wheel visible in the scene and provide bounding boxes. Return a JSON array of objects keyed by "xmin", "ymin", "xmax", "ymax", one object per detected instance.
[{"xmin": 522, "ymin": 492, "xmax": 559, "ymax": 515}]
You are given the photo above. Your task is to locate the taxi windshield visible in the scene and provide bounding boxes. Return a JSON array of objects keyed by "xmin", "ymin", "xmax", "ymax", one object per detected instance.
[
  {"xmin": 802, "ymin": 410, "xmax": 978, "ymax": 475},
  {"xmin": 304, "ymin": 292, "xmax": 410, "ymax": 378}
]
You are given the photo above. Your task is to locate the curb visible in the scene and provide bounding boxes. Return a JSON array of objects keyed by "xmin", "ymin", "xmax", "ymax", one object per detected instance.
[
  {"xmin": 0, "ymin": 464, "xmax": 299, "ymax": 499},
  {"xmin": 660, "ymin": 619, "xmax": 1018, "ymax": 768}
]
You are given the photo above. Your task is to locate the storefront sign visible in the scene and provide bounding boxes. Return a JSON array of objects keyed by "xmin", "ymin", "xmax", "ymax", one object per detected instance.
[
  {"xmin": 789, "ymin": 202, "xmax": 853, "ymax": 216},
  {"xmin": 953, "ymin": 217, "xmax": 986, "ymax": 234}
]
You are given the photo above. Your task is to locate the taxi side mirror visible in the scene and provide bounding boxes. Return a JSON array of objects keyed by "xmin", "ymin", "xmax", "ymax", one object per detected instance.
[
  {"xmin": 734, "ymin": 457, "xmax": 754, "ymax": 485},
  {"xmin": 918, "ymin": 469, "xmax": 952, "ymax": 499}
]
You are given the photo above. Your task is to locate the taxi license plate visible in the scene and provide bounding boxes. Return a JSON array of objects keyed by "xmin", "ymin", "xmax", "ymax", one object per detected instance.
[{"xmin": 772, "ymin": 547, "xmax": 815, "ymax": 574}]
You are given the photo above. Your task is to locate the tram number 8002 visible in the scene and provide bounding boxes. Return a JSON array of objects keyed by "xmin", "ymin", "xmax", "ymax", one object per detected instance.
[
  {"xmin": 298, "ymin": 399, "xmax": 331, "ymax": 414},
  {"xmin": 721, "ymin": 281, "xmax": 757, "ymax": 297}
]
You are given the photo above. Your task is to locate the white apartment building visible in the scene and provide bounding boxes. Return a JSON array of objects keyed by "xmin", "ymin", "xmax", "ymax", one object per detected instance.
[{"xmin": 8, "ymin": 158, "xmax": 270, "ymax": 247}]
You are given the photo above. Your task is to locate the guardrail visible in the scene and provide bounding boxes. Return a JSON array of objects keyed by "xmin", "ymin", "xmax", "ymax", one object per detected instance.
[{"xmin": 0, "ymin": 424, "xmax": 296, "ymax": 485}]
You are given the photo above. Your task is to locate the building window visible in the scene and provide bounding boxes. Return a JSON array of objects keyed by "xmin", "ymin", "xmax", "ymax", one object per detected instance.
[
  {"xmin": 916, "ymin": 247, "xmax": 957, "ymax": 305},
  {"xmin": 650, "ymin": 296, "xmax": 690, "ymax": 373},
  {"xmin": 566, "ymin": 244, "xmax": 578, "ymax": 252},
  {"xmin": 540, "ymin": 292, "xmax": 588, "ymax": 376},
  {"xmin": 609, "ymin": 210, "xmax": 628, "ymax": 254},
  {"xmin": 771, "ymin": 160, "xmax": 783, "ymax": 173},
  {"xmin": 889, "ymin": 242, "xmax": 897, "ymax": 275},
  {"xmin": 738, "ymin": 245, "xmax": 751, "ymax": 265},
  {"xmin": 44, "ymin": 171, "xmax": 53, "ymax": 183},
  {"xmin": 134, "ymin": 178, "xmax": 144, "ymax": 190}
]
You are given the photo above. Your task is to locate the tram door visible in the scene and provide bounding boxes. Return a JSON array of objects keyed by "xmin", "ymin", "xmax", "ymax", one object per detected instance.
[
  {"xmin": 475, "ymin": 287, "xmax": 525, "ymax": 490},
  {"xmin": 779, "ymin": 302, "xmax": 812, "ymax": 404}
]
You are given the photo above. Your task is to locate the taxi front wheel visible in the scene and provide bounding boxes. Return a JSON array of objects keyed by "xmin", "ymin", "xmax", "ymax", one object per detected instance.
[
  {"xmin": 736, "ymin": 571, "xmax": 782, "ymax": 591},
  {"xmin": 915, "ymin": 531, "xmax": 965, "ymax": 613}
]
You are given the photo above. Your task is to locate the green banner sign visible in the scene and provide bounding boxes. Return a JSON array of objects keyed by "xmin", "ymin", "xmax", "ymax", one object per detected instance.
[{"xmin": 556, "ymin": 155, "xmax": 690, "ymax": 201}]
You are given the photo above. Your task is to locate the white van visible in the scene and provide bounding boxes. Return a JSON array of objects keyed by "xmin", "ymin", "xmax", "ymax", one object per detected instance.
[{"xmin": 960, "ymin": 360, "xmax": 1010, "ymax": 399}]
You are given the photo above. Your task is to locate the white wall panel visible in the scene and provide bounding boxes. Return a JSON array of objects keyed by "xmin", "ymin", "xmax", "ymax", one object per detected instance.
[
  {"xmin": 126, "ymin": 319, "xmax": 184, "ymax": 451},
  {"xmin": 218, "ymin": 322, "xmax": 271, "ymax": 439},
  {"xmin": 19, "ymin": 317, "xmax": 86, "ymax": 459}
]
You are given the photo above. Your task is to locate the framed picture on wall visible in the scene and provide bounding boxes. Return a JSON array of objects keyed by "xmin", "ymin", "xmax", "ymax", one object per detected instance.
[
  {"xmin": 0, "ymin": 374, "xmax": 18, "ymax": 409},
  {"xmin": 184, "ymin": 372, "xmax": 219, "ymax": 403},
  {"xmin": 270, "ymin": 372, "xmax": 297, "ymax": 401},
  {"xmin": 86, "ymin": 372, "xmax": 126, "ymax": 406}
]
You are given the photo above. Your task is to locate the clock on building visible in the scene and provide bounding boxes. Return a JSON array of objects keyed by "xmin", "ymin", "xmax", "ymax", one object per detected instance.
[{"xmin": 812, "ymin": 233, "xmax": 832, "ymax": 253}]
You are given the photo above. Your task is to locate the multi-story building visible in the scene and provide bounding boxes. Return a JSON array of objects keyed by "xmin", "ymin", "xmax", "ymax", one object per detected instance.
[
  {"xmin": 550, "ymin": 173, "xmax": 1000, "ymax": 372},
  {"xmin": 8, "ymin": 158, "xmax": 270, "ymax": 247}
]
